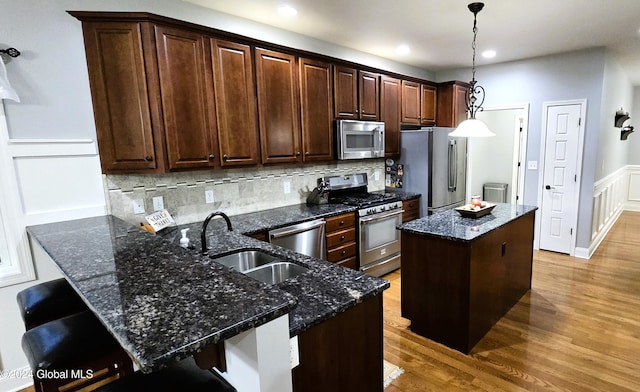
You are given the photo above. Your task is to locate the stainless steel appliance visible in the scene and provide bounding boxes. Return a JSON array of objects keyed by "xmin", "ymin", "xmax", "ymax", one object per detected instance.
[
  {"xmin": 399, "ymin": 127, "xmax": 467, "ymax": 215},
  {"xmin": 324, "ymin": 173, "xmax": 402, "ymax": 277},
  {"xmin": 336, "ymin": 120, "xmax": 385, "ymax": 160},
  {"xmin": 269, "ymin": 219, "xmax": 326, "ymax": 259}
]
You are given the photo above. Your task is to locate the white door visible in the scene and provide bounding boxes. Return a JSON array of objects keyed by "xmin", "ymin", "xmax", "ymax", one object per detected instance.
[{"xmin": 539, "ymin": 103, "xmax": 583, "ymax": 254}]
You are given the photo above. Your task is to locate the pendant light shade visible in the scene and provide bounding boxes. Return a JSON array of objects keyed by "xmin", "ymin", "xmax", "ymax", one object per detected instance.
[
  {"xmin": 449, "ymin": 2, "xmax": 495, "ymax": 138},
  {"xmin": 449, "ymin": 118, "xmax": 495, "ymax": 137}
]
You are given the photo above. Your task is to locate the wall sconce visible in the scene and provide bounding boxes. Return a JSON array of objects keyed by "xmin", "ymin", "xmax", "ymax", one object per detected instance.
[{"xmin": 614, "ymin": 108, "xmax": 633, "ymax": 140}]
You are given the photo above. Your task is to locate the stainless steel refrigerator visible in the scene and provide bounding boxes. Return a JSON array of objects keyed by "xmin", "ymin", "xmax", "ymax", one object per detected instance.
[{"xmin": 399, "ymin": 127, "xmax": 467, "ymax": 216}]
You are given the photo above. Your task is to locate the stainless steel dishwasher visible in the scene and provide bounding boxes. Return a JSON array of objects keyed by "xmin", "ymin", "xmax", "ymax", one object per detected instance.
[{"xmin": 268, "ymin": 219, "xmax": 326, "ymax": 259}]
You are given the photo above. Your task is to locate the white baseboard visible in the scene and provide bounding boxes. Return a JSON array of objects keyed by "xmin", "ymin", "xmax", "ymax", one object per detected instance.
[{"xmin": 573, "ymin": 247, "xmax": 590, "ymax": 259}]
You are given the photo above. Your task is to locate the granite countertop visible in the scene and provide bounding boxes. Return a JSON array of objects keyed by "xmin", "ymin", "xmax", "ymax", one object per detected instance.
[
  {"xmin": 398, "ymin": 203, "xmax": 537, "ymax": 242},
  {"xmin": 27, "ymin": 203, "xmax": 389, "ymax": 373}
]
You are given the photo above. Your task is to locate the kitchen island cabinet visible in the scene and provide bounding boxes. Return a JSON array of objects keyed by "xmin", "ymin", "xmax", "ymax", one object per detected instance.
[{"xmin": 399, "ymin": 203, "xmax": 537, "ymax": 354}]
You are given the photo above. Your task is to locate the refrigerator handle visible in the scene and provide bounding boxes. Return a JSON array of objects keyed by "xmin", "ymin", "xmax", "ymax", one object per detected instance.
[{"xmin": 448, "ymin": 140, "xmax": 457, "ymax": 191}]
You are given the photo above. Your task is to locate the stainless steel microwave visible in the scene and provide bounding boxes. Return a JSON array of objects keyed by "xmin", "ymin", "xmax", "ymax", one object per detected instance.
[{"xmin": 336, "ymin": 120, "xmax": 385, "ymax": 160}]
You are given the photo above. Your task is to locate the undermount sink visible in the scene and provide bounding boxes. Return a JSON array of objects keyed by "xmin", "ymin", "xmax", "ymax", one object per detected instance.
[
  {"xmin": 212, "ymin": 250, "xmax": 278, "ymax": 272},
  {"xmin": 212, "ymin": 250, "xmax": 308, "ymax": 284},
  {"xmin": 245, "ymin": 262, "xmax": 308, "ymax": 285}
]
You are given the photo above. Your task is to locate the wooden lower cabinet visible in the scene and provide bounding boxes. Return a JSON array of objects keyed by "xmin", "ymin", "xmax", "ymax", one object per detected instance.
[
  {"xmin": 402, "ymin": 197, "xmax": 420, "ymax": 222},
  {"xmin": 292, "ymin": 294, "xmax": 383, "ymax": 392},
  {"xmin": 401, "ymin": 211, "xmax": 534, "ymax": 353},
  {"xmin": 324, "ymin": 213, "xmax": 357, "ymax": 269}
]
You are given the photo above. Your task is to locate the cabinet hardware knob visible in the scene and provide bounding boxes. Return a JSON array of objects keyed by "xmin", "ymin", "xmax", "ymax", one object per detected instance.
[
  {"xmin": 296, "ymin": 151, "xmax": 301, "ymax": 156},
  {"xmin": 209, "ymin": 154, "xmax": 215, "ymax": 160},
  {"xmin": 145, "ymin": 155, "xmax": 153, "ymax": 162},
  {"xmin": 341, "ymin": 250, "xmax": 346, "ymax": 255},
  {"xmin": 339, "ymin": 220, "xmax": 344, "ymax": 225},
  {"xmin": 305, "ymin": 152, "xmax": 310, "ymax": 156},
  {"xmin": 340, "ymin": 235, "xmax": 345, "ymax": 240},
  {"xmin": 223, "ymin": 154, "xmax": 228, "ymax": 161}
]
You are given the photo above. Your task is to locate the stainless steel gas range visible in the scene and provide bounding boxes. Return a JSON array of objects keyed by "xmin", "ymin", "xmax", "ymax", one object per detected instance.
[{"xmin": 322, "ymin": 173, "xmax": 402, "ymax": 277}]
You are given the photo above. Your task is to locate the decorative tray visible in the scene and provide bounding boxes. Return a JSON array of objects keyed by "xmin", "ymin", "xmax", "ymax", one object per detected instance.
[{"xmin": 454, "ymin": 203, "xmax": 496, "ymax": 218}]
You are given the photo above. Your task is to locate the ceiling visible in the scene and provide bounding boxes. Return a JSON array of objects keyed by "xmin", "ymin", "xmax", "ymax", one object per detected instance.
[{"xmin": 183, "ymin": 0, "xmax": 640, "ymax": 85}]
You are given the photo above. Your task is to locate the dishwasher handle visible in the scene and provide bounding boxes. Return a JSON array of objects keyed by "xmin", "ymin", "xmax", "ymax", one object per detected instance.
[{"xmin": 269, "ymin": 219, "xmax": 326, "ymax": 240}]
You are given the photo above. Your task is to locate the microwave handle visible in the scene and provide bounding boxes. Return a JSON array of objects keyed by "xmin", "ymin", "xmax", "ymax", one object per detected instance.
[{"xmin": 376, "ymin": 126, "xmax": 383, "ymax": 155}]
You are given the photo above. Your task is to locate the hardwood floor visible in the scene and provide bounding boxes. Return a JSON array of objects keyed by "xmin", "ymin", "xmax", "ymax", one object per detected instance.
[
  {"xmin": 383, "ymin": 211, "xmax": 640, "ymax": 391},
  {"xmin": 18, "ymin": 212, "xmax": 639, "ymax": 392}
]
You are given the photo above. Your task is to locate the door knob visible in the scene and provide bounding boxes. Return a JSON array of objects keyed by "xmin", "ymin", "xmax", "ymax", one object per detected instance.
[{"xmin": 545, "ymin": 185, "xmax": 555, "ymax": 190}]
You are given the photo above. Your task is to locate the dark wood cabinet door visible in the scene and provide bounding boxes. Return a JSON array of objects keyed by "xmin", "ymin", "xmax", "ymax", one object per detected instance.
[
  {"xmin": 437, "ymin": 81, "xmax": 469, "ymax": 127},
  {"xmin": 453, "ymin": 83, "xmax": 469, "ymax": 126},
  {"xmin": 401, "ymin": 80, "xmax": 421, "ymax": 124},
  {"xmin": 420, "ymin": 84, "xmax": 437, "ymax": 125},
  {"xmin": 293, "ymin": 295, "xmax": 383, "ymax": 392},
  {"xmin": 211, "ymin": 39, "xmax": 260, "ymax": 166},
  {"xmin": 155, "ymin": 25, "xmax": 218, "ymax": 170},
  {"xmin": 359, "ymin": 70, "xmax": 379, "ymax": 120},
  {"xmin": 333, "ymin": 65, "xmax": 358, "ymax": 119},
  {"xmin": 255, "ymin": 48, "xmax": 301, "ymax": 164},
  {"xmin": 299, "ymin": 58, "xmax": 334, "ymax": 161},
  {"xmin": 380, "ymin": 76, "xmax": 401, "ymax": 157},
  {"xmin": 81, "ymin": 21, "xmax": 160, "ymax": 173}
]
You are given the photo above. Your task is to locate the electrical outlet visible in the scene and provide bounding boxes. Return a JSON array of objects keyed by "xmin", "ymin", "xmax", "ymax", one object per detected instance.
[
  {"xmin": 132, "ymin": 199, "xmax": 145, "ymax": 214},
  {"xmin": 283, "ymin": 181, "xmax": 291, "ymax": 194},
  {"xmin": 152, "ymin": 196, "xmax": 164, "ymax": 211},
  {"xmin": 205, "ymin": 190, "xmax": 215, "ymax": 204},
  {"xmin": 527, "ymin": 161, "xmax": 538, "ymax": 170},
  {"xmin": 289, "ymin": 336, "xmax": 299, "ymax": 369},
  {"xmin": 374, "ymin": 170, "xmax": 380, "ymax": 181}
]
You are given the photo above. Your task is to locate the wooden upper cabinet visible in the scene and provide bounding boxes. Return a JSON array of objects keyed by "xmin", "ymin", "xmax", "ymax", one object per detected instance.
[
  {"xmin": 333, "ymin": 66, "xmax": 358, "ymax": 119},
  {"xmin": 359, "ymin": 71, "xmax": 379, "ymax": 120},
  {"xmin": 401, "ymin": 81, "xmax": 436, "ymax": 126},
  {"xmin": 437, "ymin": 81, "xmax": 470, "ymax": 128},
  {"xmin": 334, "ymin": 66, "xmax": 379, "ymax": 120},
  {"xmin": 299, "ymin": 58, "xmax": 334, "ymax": 162},
  {"xmin": 401, "ymin": 80, "xmax": 420, "ymax": 124},
  {"xmin": 78, "ymin": 20, "xmax": 162, "ymax": 173},
  {"xmin": 211, "ymin": 39, "xmax": 261, "ymax": 166},
  {"xmin": 420, "ymin": 84, "xmax": 437, "ymax": 125},
  {"xmin": 255, "ymin": 48, "xmax": 301, "ymax": 164},
  {"xmin": 380, "ymin": 76, "xmax": 401, "ymax": 157},
  {"xmin": 155, "ymin": 25, "xmax": 218, "ymax": 170}
]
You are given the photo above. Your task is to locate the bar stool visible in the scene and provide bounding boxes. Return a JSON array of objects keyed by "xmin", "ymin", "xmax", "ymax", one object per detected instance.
[
  {"xmin": 16, "ymin": 278, "xmax": 88, "ymax": 330},
  {"xmin": 21, "ymin": 310, "xmax": 134, "ymax": 392},
  {"xmin": 93, "ymin": 357, "xmax": 237, "ymax": 392}
]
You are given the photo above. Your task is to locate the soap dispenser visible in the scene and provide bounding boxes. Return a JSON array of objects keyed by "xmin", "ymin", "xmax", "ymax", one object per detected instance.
[{"xmin": 179, "ymin": 228, "xmax": 190, "ymax": 248}]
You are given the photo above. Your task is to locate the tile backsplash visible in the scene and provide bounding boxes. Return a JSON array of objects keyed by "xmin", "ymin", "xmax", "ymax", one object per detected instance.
[{"xmin": 105, "ymin": 160, "xmax": 385, "ymax": 226}]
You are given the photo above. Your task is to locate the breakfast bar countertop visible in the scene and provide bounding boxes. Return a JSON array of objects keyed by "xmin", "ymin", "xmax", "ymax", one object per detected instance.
[{"xmin": 26, "ymin": 204, "xmax": 389, "ymax": 373}]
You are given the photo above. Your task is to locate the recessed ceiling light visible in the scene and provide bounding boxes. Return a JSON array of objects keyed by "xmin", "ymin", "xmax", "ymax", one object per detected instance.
[
  {"xmin": 396, "ymin": 44, "xmax": 410, "ymax": 55},
  {"xmin": 482, "ymin": 50, "xmax": 496, "ymax": 58},
  {"xmin": 277, "ymin": 4, "xmax": 298, "ymax": 17}
]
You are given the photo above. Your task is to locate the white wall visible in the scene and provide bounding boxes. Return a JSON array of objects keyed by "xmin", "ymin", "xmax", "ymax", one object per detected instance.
[
  {"xmin": 436, "ymin": 48, "xmax": 608, "ymax": 249},
  {"xmin": 628, "ymin": 87, "xmax": 640, "ymax": 164}
]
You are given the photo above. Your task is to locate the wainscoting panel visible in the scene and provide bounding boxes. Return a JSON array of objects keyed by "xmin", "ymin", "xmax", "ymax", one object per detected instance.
[
  {"xmin": 9, "ymin": 139, "xmax": 106, "ymax": 225},
  {"xmin": 586, "ymin": 166, "xmax": 633, "ymax": 258}
]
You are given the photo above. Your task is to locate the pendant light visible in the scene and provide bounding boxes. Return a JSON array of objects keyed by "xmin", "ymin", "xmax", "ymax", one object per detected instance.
[{"xmin": 449, "ymin": 2, "xmax": 495, "ymax": 137}]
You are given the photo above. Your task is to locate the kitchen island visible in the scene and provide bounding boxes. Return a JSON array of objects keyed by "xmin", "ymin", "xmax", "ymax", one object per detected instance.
[
  {"xmin": 27, "ymin": 206, "xmax": 389, "ymax": 392},
  {"xmin": 398, "ymin": 203, "xmax": 537, "ymax": 354}
]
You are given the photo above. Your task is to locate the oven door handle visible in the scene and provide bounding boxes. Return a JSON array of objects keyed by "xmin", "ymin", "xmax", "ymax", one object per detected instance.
[{"xmin": 360, "ymin": 210, "xmax": 404, "ymax": 224}]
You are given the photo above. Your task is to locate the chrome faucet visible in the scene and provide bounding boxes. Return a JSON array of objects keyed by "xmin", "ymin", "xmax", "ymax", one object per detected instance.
[{"xmin": 201, "ymin": 211, "xmax": 233, "ymax": 254}]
